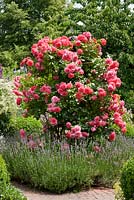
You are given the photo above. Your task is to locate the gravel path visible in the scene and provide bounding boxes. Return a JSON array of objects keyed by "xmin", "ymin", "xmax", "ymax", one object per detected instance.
[{"xmin": 14, "ymin": 182, "xmax": 115, "ymax": 200}]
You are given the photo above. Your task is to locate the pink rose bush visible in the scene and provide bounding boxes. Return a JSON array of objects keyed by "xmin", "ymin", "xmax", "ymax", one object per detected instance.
[{"xmin": 13, "ymin": 32, "xmax": 127, "ymax": 147}]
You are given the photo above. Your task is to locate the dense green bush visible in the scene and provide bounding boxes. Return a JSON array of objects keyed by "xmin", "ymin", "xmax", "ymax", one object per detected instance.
[
  {"xmin": 0, "ymin": 154, "xmax": 10, "ymax": 191},
  {"xmin": 0, "ymin": 113, "xmax": 17, "ymax": 137},
  {"xmin": 10, "ymin": 116, "xmax": 43, "ymax": 137},
  {"xmin": 120, "ymin": 157, "xmax": 134, "ymax": 200},
  {"xmin": 0, "ymin": 185, "xmax": 27, "ymax": 200},
  {"xmin": 3, "ymin": 135, "xmax": 134, "ymax": 193},
  {"xmin": 0, "ymin": 155, "xmax": 27, "ymax": 200}
]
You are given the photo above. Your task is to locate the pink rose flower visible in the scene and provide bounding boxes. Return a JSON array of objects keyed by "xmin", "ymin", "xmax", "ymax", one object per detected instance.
[
  {"xmin": 84, "ymin": 87, "xmax": 93, "ymax": 95},
  {"xmin": 82, "ymin": 132, "xmax": 89, "ymax": 137},
  {"xmin": 66, "ymin": 122, "xmax": 72, "ymax": 129},
  {"xmin": 33, "ymin": 93, "xmax": 40, "ymax": 100},
  {"xmin": 77, "ymin": 49, "xmax": 83, "ymax": 55},
  {"xmin": 98, "ymin": 88, "xmax": 106, "ymax": 97},
  {"xmin": 49, "ymin": 117, "xmax": 58, "ymax": 126},
  {"xmin": 91, "ymin": 95, "xmax": 97, "ymax": 101},
  {"xmin": 13, "ymin": 89, "xmax": 23, "ymax": 96},
  {"xmin": 16, "ymin": 97, "xmax": 22, "ymax": 105},
  {"xmin": 100, "ymin": 38, "xmax": 107, "ymax": 46},
  {"xmin": 26, "ymin": 59, "xmax": 34, "ymax": 67},
  {"xmin": 67, "ymin": 82, "xmax": 73, "ymax": 89},
  {"xmin": 75, "ymin": 40, "xmax": 81, "ymax": 46},
  {"xmin": 66, "ymin": 131, "xmax": 72, "ymax": 138},
  {"xmin": 109, "ymin": 131, "xmax": 116, "ymax": 141},
  {"xmin": 77, "ymin": 34, "xmax": 88, "ymax": 43},
  {"xmin": 20, "ymin": 129, "xmax": 26, "ymax": 139},
  {"xmin": 68, "ymin": 73, "xmax": 75, "ymax": 79},
  {"xmin": 91, "ymin": 127, "xmax": 96, "ymax": 132},
  {"xmin": 51, "ymin": 96, "xmax": 60, "ymax": 103}
]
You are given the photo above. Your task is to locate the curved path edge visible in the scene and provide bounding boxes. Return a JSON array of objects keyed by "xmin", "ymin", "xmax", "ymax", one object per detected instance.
[{"xmin": 13, "ymin": 182, "xmax": 115, "ymax": 200}]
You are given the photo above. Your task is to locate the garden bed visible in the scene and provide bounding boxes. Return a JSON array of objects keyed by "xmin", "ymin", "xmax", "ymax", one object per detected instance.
[{"xmin": 2, "ymin": 135, "xmax": 134, "ymax": 194}]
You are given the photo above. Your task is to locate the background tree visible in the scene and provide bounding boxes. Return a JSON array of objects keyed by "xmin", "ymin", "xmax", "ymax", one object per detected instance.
[
  {"xmin": 0, "ymin": 2, "xmax": 33, "ymax": 68},
  {"xmin": 0, "ymin": 0, "xmax": 67, "ymax": 68}
]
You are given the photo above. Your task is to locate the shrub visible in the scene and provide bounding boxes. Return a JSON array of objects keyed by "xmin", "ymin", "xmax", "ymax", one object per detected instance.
[
  {"xmin": 0, "ymin": 80, "xmax": 17, "ymax": 116},
  {"xmin": 0, "ymin": 113, "xmax": 17, "ymax": 138},
  {"xmin": 114, "ymin": 182, "xmax": 125, "ymax": 200},
  {"xmin": 0, "ymin": 185, "xmax": 27, "ymax": 200},
  {"xmin": 13, "ymin": 32, "xmax": 127, "ymax": 147},
  {"xmin": 10, "ymin": 116, "xmax": 43, "ymax": 137},
  {"xmin": 0, "ymin": 154, "xmax": 10, "ymax": 192},
  {"xmin": 0, "ymin": 155, "xmax": 27, "ymax": 200},
  {"xmin": 120, "ymin": 157, "xmax": 134, "ymax": 200},
  {"xmin": 0, "ymin": 79, "xmax": 17, "ymax": 137}
]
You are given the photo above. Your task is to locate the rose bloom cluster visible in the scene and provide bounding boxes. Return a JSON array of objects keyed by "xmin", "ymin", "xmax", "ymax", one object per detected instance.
[
  {"xmin": 66, "ymin": 124, "xmax": 89, "ymax": 139},
  {"xmin": 13, "ymin": 32, "xmax": 127, "ymax": 150}
]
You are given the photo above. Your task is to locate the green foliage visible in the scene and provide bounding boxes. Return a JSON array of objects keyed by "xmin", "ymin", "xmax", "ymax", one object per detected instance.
[
  {"xmin": 10, "ymin": 116, "xmax": 43, "ymax": 136},
  {"xmin": 0, "ymin": 1, "xmax": 32, "ymax": 67},
  {"xmin": 0, "ymin": 2, "xmax": 32, "ymax": 49},
  {"xmin": 120, "ymin": 157, "xmax": 134, "ymax": 200},
  {"xmin": 0, "ymin": 184, "xmax": 27, "ymax": 200},
  {"xmin": 0, "ymin": 155, "xmax": 10, "ymax": 192},
  {"xmin": 0, "ymin": 113, "xmax": 16, "ymax": 137},
  {"xmin": 0, "ymin": 0, "xmax": 68, "ymax": 67},
  {"xmin": 126, "ymin": 123, "xmax": 134, "ymax": 138},
  {"xmin": 120, "ymin": 90, "xmax": 134, "ymax": 113},
  {"xmin": 0, "ymin": 51, "xmax": 14, "ymax": 69},
  {"xmin": 4, "ymin": 0, "xmax": 66, "ymax": 22},
  {"xmin": 0, "ymin": 2, "xmax": 32, "ymax": 47},
  {"xmin": 0, "ymin": 155, "xmax": 26, "ymax": 200},
  {"xmin": 31, "ymin": 0, "xmax": 68, "ymax": 40}
]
